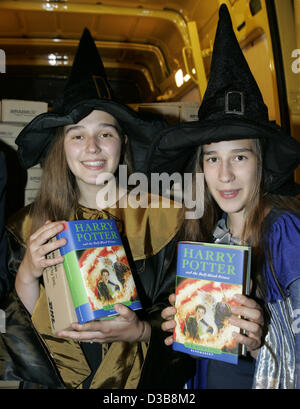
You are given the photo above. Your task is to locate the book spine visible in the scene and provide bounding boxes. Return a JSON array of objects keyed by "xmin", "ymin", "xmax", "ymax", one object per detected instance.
[
  {"xmin": 57, "ymin": 223, "xmax": 94, "ymax": 324},
  {"xmin": 241, "ymin": 248, "xmax": 252, "ymax": 357}
]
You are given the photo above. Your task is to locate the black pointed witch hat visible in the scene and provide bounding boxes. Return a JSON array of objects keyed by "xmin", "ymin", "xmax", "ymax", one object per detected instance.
[
  {"xmin": 197, "ymin": 4, "xmax": 268, "ymax": 124},
  {"xmin": 52, "ymin": 27, "xmax": 113, "ymax": 114},
  {"xmin": 147, "ymin": 4, "xmax": 300, "ymax": 195},
  {"xmin": 16, "ymin": 28, "xmax": 167, "ymax": 171}
]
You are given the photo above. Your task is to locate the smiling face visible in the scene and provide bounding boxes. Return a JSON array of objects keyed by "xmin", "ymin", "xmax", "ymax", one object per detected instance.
[
  {"xmin": 64, "ymin": 110, "xmax": 124, "ymax": 193},
  {"xmin": 202, "ymin": 139, "xmax": 258, "ymax": 220}
]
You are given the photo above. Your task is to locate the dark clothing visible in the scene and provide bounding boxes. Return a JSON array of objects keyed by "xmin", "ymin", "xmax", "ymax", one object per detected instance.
[
  {"xmin": 206, "ymin": 357, "xmax": 256, "ymax": 389},
  {"xmin": 0, "ymin": 204, "xmax": 195, "ymax": 389}
]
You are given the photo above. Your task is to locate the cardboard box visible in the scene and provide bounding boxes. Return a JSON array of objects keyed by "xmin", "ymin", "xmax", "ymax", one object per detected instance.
[
  {"xmin": 0, "ymin": 122, "xmax": 24, "ymax": 139},
  {"xmin": 138, "ymin": 104, "xmax": 180, "ymax": 124},
  {"xmin": 129, "ymin": 101, "xmax": 199, "ymax": 124},
  {"xmin": 26, "ymin": 167, "xmax": 43, "ymax": 190},
  {"xmin": 24, "ymin": 189, "xmax": 39, "ymax": 206},
  {"xmin": 180, "ymin": 102, "xmax": 199, "ymax": 122},
  {"xmin": 0, "ymin": 123, "xmax": 25, "ymax": 150},
  {"xmin": 44, "ymin": 246, "xmax": 78, "ymax": 334},
  {"xmin": 1, "ymin": 99, "xmax": 48, "ymax": 123}
]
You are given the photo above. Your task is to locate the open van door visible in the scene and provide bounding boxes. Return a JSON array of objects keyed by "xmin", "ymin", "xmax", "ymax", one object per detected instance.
[{"xmin": 0, "ymin": 0, "xmax": 299, "ymax": 217}]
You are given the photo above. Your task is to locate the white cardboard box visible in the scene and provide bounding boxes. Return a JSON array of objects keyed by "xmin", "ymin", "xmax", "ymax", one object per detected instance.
[
  {"xmin": 138, "ymin": 104, "xmax": 180, "ymax": 124},
  {"xmin": 25, "ymin": 167, "xmax": 43, "ymax": 190},
  {"xmin": 1, "ymin": 99, "xmax": 48, "ymax": 123},
  {"xmin": 0, "ymin": 123, "xmax": 25, "ymax": 150},
  {"xmin": 181, "ymin": 106, "xmax": 199, "ymax": 122},
  {"xmin": 129, "ymin": 101, "xmax": 199, "ymax": 124},
  {"xmin": 0, "ymin": 122, "xmax": 24, "ymax": 138},
  {"xmin": 24, "ymin": 189, "xmax": 39, "ymax": 206}
]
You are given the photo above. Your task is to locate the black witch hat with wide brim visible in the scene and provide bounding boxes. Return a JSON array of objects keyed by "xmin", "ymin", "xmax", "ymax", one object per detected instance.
[
  {"xmin": 146, "ymin": 4, "xmax": 300, "ymax": 195},
  {"xmin": 16, "ymin": 28, "xmax": 168, "ymax": 172}
]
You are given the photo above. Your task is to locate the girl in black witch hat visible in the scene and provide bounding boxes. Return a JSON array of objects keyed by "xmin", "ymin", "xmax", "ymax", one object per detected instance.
[
  {"xmin": 0, "ymin": 29, "xmax": 194, "ymax": 389},
  {"xmin": 157, "ymin": 4, "xmax": 300, "ymax": 389}
]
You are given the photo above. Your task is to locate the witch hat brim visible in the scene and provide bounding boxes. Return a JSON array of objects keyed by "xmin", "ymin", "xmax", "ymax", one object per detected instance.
[
  {"xmin": 146, "ymin": 5, "xmax": 300, "ymax": 195},
  {"xmin": 146, "ymin": 117, "xmax": 300, "ymax": 195},
  {"xmin": 16, "ymin": 28, "xmax": 168, "ymax": 171},
  {"xmin": 17, "ymin": 99, "xmax": 168, "ymax": 173}
]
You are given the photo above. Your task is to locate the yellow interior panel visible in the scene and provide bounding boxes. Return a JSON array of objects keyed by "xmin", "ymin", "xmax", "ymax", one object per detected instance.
[{"xmin": 0, "ymin": 0, "xmax": 298, "ymax": 142}]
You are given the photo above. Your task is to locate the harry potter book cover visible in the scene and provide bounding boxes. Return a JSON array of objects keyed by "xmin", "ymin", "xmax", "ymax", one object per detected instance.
[
  {"xmin": 44, "ymin": 219, "xmax": 141, "ymax": 332},
  {"xmin": 172, "ymin": 241, "xmax": 251, "ymax": 365},
  {"xmin": 57, "ymin": 219, "xmax": 142, "ymax": 324}
]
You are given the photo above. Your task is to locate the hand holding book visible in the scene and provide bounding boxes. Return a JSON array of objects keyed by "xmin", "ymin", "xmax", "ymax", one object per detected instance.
[
  {"xmin": 161, "ymin": 293, "xmax": 177, "ymax": 346},
  {"xmin": 40, "ymin": 219, "xmax": 143, "ymax": 334},
  {"xmin": 20, "ymin": 220, "xmax": 66, "ymax": 278},
  {"xmin": 57, "ymin": 304, "xmax": 151, "ymax": 343},
  {"xmin": 15, "ymin": 220, "xmax": 67, "ymax": 314},
  {"xmin": 161, "ymin": 292, "xmax": 263, "ymax": 354},
  {"xmin": 227, "ymin": 294, "xmax": 264, "ymax": 356}
]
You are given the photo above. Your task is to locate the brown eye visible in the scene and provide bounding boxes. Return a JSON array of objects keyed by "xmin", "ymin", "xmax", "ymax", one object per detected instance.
[
  {"xmin": 100, "ymin": 132, "xmax": 112, "ymax": 138},
  {"xmin": 207, "ymin": 157, "xmax": 218, "ymax": 163},
  {"xmin": 235, "ymin": 155, "xmax": 247, "ymax": 161}
]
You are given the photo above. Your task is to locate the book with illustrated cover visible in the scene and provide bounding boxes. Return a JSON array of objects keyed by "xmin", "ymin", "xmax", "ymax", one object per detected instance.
[
  {"xmin": 172, "ymin": 241, "xmax": 251, "ymax": 365},
  {"xmin": 54, "ymin": 219, "xmax": 142, "ymax": 324}
]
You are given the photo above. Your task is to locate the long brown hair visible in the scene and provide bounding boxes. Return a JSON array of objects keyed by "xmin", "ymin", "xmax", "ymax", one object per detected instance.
[
  {"xmin": 30, "ymin": 121, "xmax": 134, "ymax": 234},
  {"xmin": 180, "ymin": 146, "xmax": 220, "ymax": 243}
]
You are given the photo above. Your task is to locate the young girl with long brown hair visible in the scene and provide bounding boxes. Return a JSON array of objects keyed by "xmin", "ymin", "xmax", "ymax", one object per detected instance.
[
  {"xmin": 0, "ymin": 29, "xmax": 195, "ymax": 389},
  {"xmin": 149, "ymin": 5, "xmax": 300, "ymax": 389}
]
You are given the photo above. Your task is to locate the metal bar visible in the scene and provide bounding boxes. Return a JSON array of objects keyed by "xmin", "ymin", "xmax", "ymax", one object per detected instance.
[
  {"xmin": 186, "ymin": 21, "xmax": 208, "ymax": 100},
  {"xmin": 0, "ymin": 37, "xmax": 169, "ymax": 76},
  {"xmin": 0, "ymin": 1, "xmax": 191, "ymax": 48}
]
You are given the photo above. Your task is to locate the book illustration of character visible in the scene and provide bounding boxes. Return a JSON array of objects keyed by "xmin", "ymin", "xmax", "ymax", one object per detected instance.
[
  {"xmin": 214, "ymin": 296, "xmax": 232, "ymax": 331},
  {"xmin": 175, "ymin": 278, "xmax": 241, "ymax": 352},
  {"xmin": 97, "ymin": 268, "xmax": 120, "ymax": 302},
  {"xmin": 113, "ymin": 259, "xmax": 130, "ymax": 286},
  {"xmin": 183, "ymin": 304, "xmax": 213, "ymax": 341},
  {"xmin": 76, "ymin": 245, "xmax": 138, "ymax": 310},
  {"xmin": 201, "ymin": 287, "xmax": 232, "ymax": 332}
]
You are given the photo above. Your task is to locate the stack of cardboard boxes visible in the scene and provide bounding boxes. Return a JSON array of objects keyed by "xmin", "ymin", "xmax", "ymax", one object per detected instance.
[{"xmin": 0, "ymin": 99, "xmax": 48, "ymax": 207}]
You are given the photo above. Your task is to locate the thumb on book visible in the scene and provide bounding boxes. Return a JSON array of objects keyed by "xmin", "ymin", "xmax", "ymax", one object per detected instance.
[{"xmin": 114, "ymin": 303, "xmax": 133, "ymax": 318}]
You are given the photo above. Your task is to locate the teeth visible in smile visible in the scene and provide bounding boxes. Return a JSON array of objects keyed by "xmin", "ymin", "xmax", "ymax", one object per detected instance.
[{"xmin": 83, "ymin": 161, "xmax": 105, "ymax": 166}]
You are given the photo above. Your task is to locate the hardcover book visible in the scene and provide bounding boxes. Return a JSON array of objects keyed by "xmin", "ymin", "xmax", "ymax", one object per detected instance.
[
  {"xmin": 55, "ymin": 219, "xmax": 142, "ymax": 324},
  {"xmin": 172, "ymin": 241, "xmax": 251, "ymax": 365}
]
